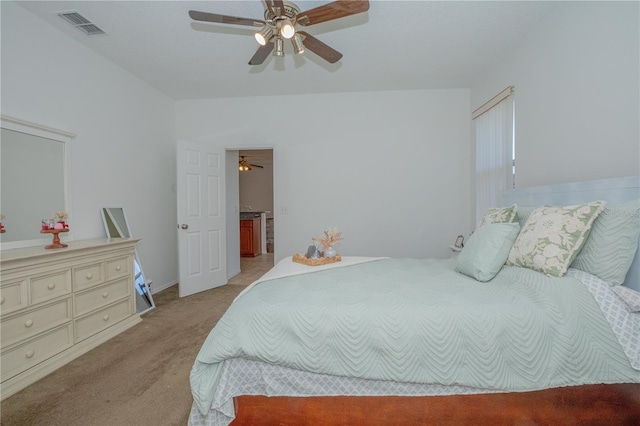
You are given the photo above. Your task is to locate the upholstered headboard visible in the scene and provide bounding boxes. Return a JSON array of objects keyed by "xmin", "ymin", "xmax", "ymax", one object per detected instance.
[{"xmin": 501, "ymin": 175, "xmax": 640, "ymax": 291}]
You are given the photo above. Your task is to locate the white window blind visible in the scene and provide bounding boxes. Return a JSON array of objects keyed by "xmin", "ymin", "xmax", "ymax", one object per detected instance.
[{"xmin": 473, "ymin": 87, "xmax": 515, "ymax": 224}]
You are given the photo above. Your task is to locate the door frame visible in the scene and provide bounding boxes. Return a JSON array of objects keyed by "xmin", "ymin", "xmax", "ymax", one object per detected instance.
[{"xmin": 225, "ymin": 146, "xmax": 276, "ymax": 280}]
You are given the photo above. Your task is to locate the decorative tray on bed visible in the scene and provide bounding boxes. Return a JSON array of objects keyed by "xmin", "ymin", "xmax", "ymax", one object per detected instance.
[{"xmin": 292, "ymin": 253, "xmax": 342, "ymax": 266}]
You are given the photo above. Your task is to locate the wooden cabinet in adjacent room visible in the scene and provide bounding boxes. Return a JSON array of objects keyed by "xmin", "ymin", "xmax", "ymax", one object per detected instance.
[{"xmin": 240, "ymin": 219, "xmax": 261, "ymax": 257}]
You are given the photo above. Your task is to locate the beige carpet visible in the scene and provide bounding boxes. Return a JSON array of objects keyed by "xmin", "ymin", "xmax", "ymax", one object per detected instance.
[{"xmin": 1, "ymin": 255, "xmax": 274, "ymax": 426}]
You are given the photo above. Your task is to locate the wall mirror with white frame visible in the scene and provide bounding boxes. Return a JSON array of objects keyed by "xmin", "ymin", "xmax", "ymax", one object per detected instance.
[{"xmin": 0, "ymin": 115, "xmax": 75, "ymax": 249}]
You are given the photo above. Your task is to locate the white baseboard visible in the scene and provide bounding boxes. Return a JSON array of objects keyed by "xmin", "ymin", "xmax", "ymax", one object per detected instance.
[
  {"xmin": 150, "ymin": 280, "xmax": 178, "ymax": 294},
  {"xmin": 227, "ymin": 267, "xmax": 241, "ymax": 280}
]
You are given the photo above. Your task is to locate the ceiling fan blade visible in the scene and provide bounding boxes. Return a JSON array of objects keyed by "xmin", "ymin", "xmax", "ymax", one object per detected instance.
[
  {"xmin": 297, "ymin": 0, "xmax": 369, "ymax": 26},
  {"xmin": 249, "ymin": 164, "xmax": 264, "ymax": 168},
  {"xmin": 249, "ymin": 43, "xmax": 275, "ymax": 65},
  {"xmin": 265, "ymin": 0, "xmax": 286, "ymax": 16},
  {"xmin": 298, "ymin": 32, "xmax": 343, "ymax": 64},
  {"xmin": 189, "ymin": 10, "xmax": 264, "ymax": 27}
]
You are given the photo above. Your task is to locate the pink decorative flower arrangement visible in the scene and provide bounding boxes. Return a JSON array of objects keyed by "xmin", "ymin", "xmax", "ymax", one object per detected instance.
[
  {"xmin": 312, "ymin": 227, "xmax": 343, "ymax": 250},
  {"xmin": 53, "ymin": 211, "xmax": 69, "ymax": 228},
  {"xmin": 53, "ymin": 211, "xmax": 68, "ymax": 221}
]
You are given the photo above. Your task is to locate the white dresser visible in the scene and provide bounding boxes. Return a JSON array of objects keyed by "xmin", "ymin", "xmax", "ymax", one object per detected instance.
[{"xmin": 0, "ymin": 238, "xmax": 142, "ymax": 399}]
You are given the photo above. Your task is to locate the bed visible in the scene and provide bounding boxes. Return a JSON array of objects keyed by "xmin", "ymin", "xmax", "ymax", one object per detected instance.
[{"xmin": 188, "ymin": 176, "xmax": 640, "ymax": 426}]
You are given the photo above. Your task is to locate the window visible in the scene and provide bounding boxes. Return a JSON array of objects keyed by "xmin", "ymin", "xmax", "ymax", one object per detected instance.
[{"xmin": 473, "ymin": 87, "xmax": 515, "ymax": 224}]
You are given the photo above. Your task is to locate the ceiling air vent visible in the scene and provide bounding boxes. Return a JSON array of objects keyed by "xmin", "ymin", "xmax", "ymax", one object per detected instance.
[{"xmin": 57, "ymin": 11, "xmax": 106, "ymax": 36}]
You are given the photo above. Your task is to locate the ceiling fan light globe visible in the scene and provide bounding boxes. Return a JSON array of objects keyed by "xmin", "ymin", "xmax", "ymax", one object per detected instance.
[
  {"xmin": 279, "ymin": 20, "xmax": 295, "ymax": 39},
  {"xmin": 254, "ymin": 33, "xmax": 266, "ymax": 46},
  {"xmin": 273, "ymin": 37, "xmax": 284, "ymax": 56},
  {"xmin": 292, "ymin": 33, "xmax": 305, "ymax": 54},
  {"xmin": 255, "ymin": 26, "xmax": 273, "ymax": 46}
]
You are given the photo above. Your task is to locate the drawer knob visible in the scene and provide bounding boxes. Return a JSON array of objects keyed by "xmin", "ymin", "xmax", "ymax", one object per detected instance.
[
  {"xmin": 86, "ymin": 273, "xmax": 93, "ymax": 280},
  {"xmin": 102, "ymin": 292, "xmax": 109, "ymax": 299},
  {"xmin": 25, "ymin": 350, "xmax": 35, "ymax": 359},
  {"xmin": 103, "ymin": 314, "xmax": 110, "ymax": 322},
  {"xmin": 0, "ymin": 295, "xmax": 5, "ymax": 305},
  {"xmin": 48, "ymin": 282, "xmax": 56, "ymax": 290},
  {"xmin": 25, "ymin": 319, "xmax": 34, "ymax": 328},
  {"xmin": 115, "ymin": 265, "xmax": 122, "ymax": 271}
]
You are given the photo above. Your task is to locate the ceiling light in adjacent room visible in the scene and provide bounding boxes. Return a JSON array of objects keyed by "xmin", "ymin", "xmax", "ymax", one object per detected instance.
[{"xmin": 239, "ymin": 157, "xmax": 252, "ymax": 171}]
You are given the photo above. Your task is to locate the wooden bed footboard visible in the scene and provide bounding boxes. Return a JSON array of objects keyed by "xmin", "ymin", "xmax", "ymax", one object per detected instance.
[{"xmin": 231, "ymin": 384, "xmax": 640, "ymax": 425}]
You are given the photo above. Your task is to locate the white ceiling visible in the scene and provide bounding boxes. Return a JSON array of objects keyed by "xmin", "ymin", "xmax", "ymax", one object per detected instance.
[{"xmin": 17, "ymin": 1, "xmax": 556, "ymax": 101}]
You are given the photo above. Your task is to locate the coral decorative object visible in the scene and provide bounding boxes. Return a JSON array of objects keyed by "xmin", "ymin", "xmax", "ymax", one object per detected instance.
[{"xmin": 312, "ymin": 227, "xmax": 343, "ymax": 254}]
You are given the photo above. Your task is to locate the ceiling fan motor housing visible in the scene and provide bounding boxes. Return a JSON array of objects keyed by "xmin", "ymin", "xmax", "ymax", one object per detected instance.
[{"xmin": 263, "ymin": 3, "xmax": 301, "ymax": 24}]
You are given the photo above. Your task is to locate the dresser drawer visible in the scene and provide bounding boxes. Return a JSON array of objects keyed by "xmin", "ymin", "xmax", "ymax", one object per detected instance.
[
  {"xmin": 73, "ymin": 263, "xmax": 104, "ymax": 291},
  {"xmin": 74, "ymin": 278, "xmax": 131, "ymax": 317},
  {"xmin": 1, "ymin": 323, "xmax": 73, "ymax": 382},
  {"xmin": 1, "ymin": 279, "xmax": 28, "ymax": 316},
  {"xmin": 1, "ymin": 298, "xmax": 72, "ymax": 347},
  {"xmin": 106, "ymin": 256, "xmax": 131, "ymax": 281},
  {"xmin": 30, "ymin": 269, "xmax": 72, "ymax": 305},
  {"xmin": 75, "ymin": 299, "xmax": 132, "ymax": 342}
]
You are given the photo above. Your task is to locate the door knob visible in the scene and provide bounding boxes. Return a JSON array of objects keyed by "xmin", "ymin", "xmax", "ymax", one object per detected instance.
[{"xmin": 180, "ymin": 224, "xmax": 189, "ymax": 229}]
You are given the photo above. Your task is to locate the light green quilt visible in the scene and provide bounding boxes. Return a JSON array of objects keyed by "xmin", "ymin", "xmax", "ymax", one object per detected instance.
[{"xmin": 191, "ymin": 258, "xmax": 639, "ymax": 415}]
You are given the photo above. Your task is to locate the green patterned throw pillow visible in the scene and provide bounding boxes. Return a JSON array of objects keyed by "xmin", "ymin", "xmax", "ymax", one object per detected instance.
[
  {"xmin": 506, "ymin": 201, "xmax": 606, "ymax": 277},
  {"xmin": 478, "ymin": 204, "xmax": 518, "ymax": 227}
]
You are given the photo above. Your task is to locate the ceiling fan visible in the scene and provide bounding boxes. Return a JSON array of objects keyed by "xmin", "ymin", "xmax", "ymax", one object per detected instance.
[
  {"xmin": 188, "ymin": 0, "xmax": 370, "ymax": 65},
  {"xmin": 239, "ymin": 156, "xmax": 264, "ymax": 171}
]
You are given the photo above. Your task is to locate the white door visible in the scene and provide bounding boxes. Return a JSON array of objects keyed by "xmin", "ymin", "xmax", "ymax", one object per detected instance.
[{"xmin": 177, "ymin": 140, "xmax": 227, "ymax": 297}]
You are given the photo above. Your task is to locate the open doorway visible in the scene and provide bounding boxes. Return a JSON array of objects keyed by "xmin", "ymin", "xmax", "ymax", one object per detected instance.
[
  {"xmin": 238, "ymin": 149, "xmax": 274, "ymax": 254},
  {"xmin": 226, "ymin": 148, "xmax": 274, "ymax": 280}
]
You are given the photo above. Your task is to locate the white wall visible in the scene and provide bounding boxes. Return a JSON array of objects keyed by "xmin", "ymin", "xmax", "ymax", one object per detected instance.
[
  {"xmin": 7, "ymin": 1, "xmax": 627, "ymax": 292},
  {"xmin": 471, "ymin": 1, "xmax": 639, "ymax": 188},
  {"xmin": 1, "ymin": 2, "xmax": 178, "ymax": 292},
  {"xmin": 176, "ymin": 89, "xmax": 471, "ymax": 263}
]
